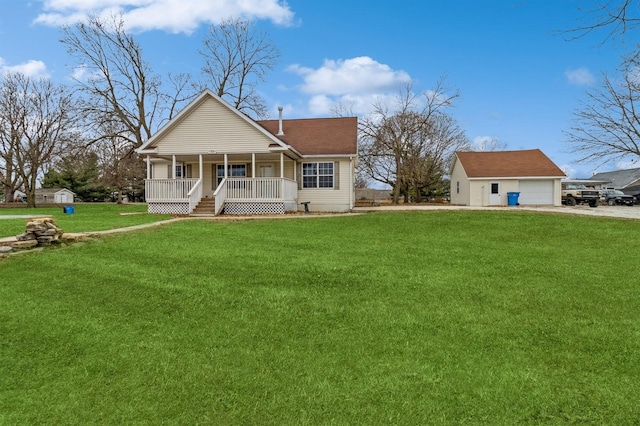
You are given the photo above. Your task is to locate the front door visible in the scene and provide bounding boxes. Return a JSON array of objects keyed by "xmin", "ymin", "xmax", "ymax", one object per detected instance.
[
  {"xmin": 489, "ymin": 182, "xmax": 501, "ymax": 205},
  {"xmin": 259, "ymin": 164, "xmax": 275, "ymax": 177}
]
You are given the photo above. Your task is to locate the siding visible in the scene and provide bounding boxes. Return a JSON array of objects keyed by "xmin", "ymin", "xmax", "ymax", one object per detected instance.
[
  {"xmin": 297, "ymin": 158, "xmax": 353, "ymax": 212},
  {"xmin": 154, "ymin": 96, "xmax": 275, "ymax": 155},
  {"xmin": 450, "ymin": 160, "xmax": 469, "ymax": 205}
]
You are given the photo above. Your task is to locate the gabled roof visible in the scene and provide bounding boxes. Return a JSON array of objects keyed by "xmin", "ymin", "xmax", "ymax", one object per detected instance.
[
  {"xmin": 137, "ymin": 89, "xmax": 357, "ymax": 158},
  {"xmin": 455, "ymin": 149, "xmax": 566, "ymax": 178},
  {"xmin": 137, "ymin": 89, "xmax": 290, "ymax": 153},
  {"xmin": 256, "ymin": 117, "xmax": 358, "ymax": 156},
  {"xmin": 590, "ymin": 167, "xmax": 640, "ymax": 189}
]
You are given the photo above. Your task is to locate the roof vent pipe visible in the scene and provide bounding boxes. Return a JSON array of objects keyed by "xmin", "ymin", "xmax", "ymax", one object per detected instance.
[{"xmin": 277, "ymin": 106, "xmax": 284, "ymax": 135}]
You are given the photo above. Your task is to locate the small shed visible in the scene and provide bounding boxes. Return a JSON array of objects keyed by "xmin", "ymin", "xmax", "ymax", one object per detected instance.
[
  {"xmin": 35, "ymin": 188, "xmax": 75, "ymax": 204},
  {"xmin": 450, "ymin": 149, "xmax": 566, "ymax": 206}
]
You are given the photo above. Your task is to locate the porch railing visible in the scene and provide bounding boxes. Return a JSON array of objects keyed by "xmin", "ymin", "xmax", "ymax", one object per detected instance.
[
  {"xmin": 145, "ymin": 178, "xmax": 200, "ymax": 202},
  {"xmin": 224, "ymin": 177, "xmax": 297, "ymax": 201},
  {"xmin": 187, "ymin": 179, "xmax": 203, "ymax": 213},
  {"xmin": 147, "ymin": 177, "xmax": 298, "ymax": 215},
  {"xmin": 214, "ymin": 178, "xmax": 227, "ymax": 215}
]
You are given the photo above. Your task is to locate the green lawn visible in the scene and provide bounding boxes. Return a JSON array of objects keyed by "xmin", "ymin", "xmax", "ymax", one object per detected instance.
[
  {"xmin": 0, "ymin": 203, "xmax": 170, "ymax": 237},
  {"xmin": 1, "ymin": 211, "xmax": 639, "ymax": 424}
]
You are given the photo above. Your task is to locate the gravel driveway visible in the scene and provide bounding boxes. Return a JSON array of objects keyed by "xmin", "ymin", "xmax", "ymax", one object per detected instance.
[{"xmin": 353, "ymin": 204, "xmax": 640, "ymax": 220}]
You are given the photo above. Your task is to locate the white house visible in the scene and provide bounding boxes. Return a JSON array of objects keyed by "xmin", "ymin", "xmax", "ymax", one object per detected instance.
[
  {"xmin": 136, "ymin": 89, "xmax": 358, "ymax": 215},
  {"xmin": 450, "ymin": 149, "xmax": 566, "ymax": 206}
]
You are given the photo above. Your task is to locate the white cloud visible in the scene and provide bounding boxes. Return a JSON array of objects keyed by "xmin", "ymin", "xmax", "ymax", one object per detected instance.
[
  {"xmin": 289, "ymin": 56, "xmax": 410, "ymax": 96},
  {"xmin": 615, "ymin": 159, "xmax": 640, "ymax": 170},
  {"xmin": 0, "ymin": 58, "xmax": 50, "ymax": 78},
  {"xmin": 287, "ymin": 56, "xmax": 411, "ymax": 115},
  {"xmin": 565, "ymin": 67, "xmax": 595, "ymax": 86},
  {"xmin": 559, "ymin": 164, "xmax": 576, "ymax": 178},
  {"xmin": 34, "ymin": 0, "xmax": 295, "ymax": 33}
]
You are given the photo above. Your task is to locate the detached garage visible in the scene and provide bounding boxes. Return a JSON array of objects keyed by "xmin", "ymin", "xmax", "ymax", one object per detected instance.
[{"xmin": 450, "ymin": 149, "xmax": 566, "ymax": 207}]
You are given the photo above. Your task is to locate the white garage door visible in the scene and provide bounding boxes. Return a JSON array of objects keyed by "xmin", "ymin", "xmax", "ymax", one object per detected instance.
[{"xmin": 518, "ymin": 180, "xmax": 554, "ymax": 205}]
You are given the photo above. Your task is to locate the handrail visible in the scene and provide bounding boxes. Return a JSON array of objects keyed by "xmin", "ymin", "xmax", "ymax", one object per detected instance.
[
  {"xmin": 214, "ymin": 178, "xmax": 227, "ymax": 215},
  {"xmin": 187, "ymin": 179, "xmax": 203, "ymax": 213}
]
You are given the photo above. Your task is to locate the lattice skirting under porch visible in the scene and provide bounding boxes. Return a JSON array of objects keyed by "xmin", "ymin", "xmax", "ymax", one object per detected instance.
[
  {"xmin": 148, "ymin": 202, "xmax": 190, "ymax": 215},
  {"xmin": 224, "ymin": 202, "xmax": 285, "ymax": 215}
]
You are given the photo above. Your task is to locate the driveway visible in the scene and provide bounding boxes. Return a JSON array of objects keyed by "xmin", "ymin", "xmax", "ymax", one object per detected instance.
[{"xmin": 352, "ymin": 204, "xmax": 640, "ymax": 220}]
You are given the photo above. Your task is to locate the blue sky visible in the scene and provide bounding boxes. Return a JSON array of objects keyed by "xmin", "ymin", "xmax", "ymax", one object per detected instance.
[{"xmin": 0, "ymin": 0, "xmax": 632, "ymax": 178}]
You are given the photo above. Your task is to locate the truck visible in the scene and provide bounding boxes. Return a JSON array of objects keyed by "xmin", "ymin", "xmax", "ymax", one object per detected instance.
[{"xmin": 561, "ymin": 182, "xmax": 600, "ymax": 207}]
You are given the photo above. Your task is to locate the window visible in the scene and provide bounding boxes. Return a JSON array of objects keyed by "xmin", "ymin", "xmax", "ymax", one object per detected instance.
[
  {"xmin": 217, "ymin": 164, "xmax": 246, "ymax": 185},
  {"xmin": 167, "ymin": 164, "xmax": 191, "ymax": 178},
  {"xmin": 456, "ymin": 181, "xmax": 460, "ymax": 194},
  {"xmin": 302, "ymin": 162, "xmax": 334, "ymax": 189}
]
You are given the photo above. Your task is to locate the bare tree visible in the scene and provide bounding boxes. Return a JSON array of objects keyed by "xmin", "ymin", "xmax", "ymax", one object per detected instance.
[
  {"xmin": 61, "ymin": 14, "xmax": 194, "ymax": 148},
  {"xmin": 472, "ymin": 136, "xmax": 508, "ymax": 151},
  {"xmin": 359, "ymin": 80, "xmax": 469, "ymax": 203},
  {"xmin": 403, "ymin": 113, "xmax": 469, "ymax": 202},
  {"xmin": 566, "ymin": 0, "xmax": 640, "ymax": 43},
  {"xmin": 566, "ymin": 64, "xmax": 640, "ymax": 166},
  {"xmin": 61, "ymin": 13, "xmax": 196, "ymax": 202},
  {"xmin": 563, "ymin": 1, "xmax": 640, "ymax": 166},
  {"xmin": 0, "ymin": 74, "xmax": 24, "ymax": 203},
  {"xmin": 200, "ymin": 18, "xmax": 280, "ymax": 119},
  {"xmin": 0, "ymin": 72, "xmax": 77, "ymax": 207}
]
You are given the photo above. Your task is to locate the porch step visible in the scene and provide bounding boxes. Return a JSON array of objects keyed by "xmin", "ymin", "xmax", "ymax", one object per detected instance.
[{"xmin": 191, "ymin": 198, "xmax": 217, "ymax": 215}]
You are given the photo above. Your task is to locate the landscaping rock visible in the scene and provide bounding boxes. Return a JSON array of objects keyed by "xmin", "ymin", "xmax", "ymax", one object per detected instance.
[
  {"xmin": 0, "ymin": 246, "xmax": 13, "ymax": 254},
  {"xmin": 12, "ymin": 217, "xmax": 64, "ymax": 250},
  {"xmin": 11, "ymin": 240, "xmax": 38, "ymax": 249}
]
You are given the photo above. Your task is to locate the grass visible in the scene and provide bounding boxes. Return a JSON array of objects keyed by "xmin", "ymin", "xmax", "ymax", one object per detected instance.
[
  {"xmin": 0, "ymin": 203, "xmax": 171, "ymax": 237},
  {"xmin": 1, "ymin": 210, "xmax": 639, "ymax": 424}
]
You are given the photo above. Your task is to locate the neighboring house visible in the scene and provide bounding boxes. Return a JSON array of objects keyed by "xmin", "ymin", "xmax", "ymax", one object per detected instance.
[
  {"xmin": 136, "ymin": 89, "xmax": 358, "ymax": 215},
  {"xmin": 34, "ymin": 188, "xmax": 75, "ymax": 204},
  {"xmin": 590, "ymin": 168, "xmax": 640, "ymax": 197},
  {"xmin": 450, "ymin": 149, "xmax": 566, "ymax": 206}
]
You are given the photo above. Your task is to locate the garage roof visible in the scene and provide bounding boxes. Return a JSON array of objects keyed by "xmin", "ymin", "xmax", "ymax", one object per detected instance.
[{"xmin": 455, "ymin": 149, "xmax": 566, "ymax": 178}]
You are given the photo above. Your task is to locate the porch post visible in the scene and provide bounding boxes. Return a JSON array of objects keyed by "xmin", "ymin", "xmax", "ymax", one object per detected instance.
[
  {"xmin": 172, "ymin": 155, "xmax": 176, "ymax": 179},
  {"xmin": 199, "ymin": 154, "xmax": 203, "ymax": 179},
  {"xmin": 146, "ymin": 156, "xmax": 150, "ymax": 180},
  {"xmin": 280, "ymin": 153, "xmax": 284, "ymax": 198},
  {"xmin": 224, "ymin": 154, "xmax": 228, "ymax": 178},
  {"xmin": 280, "ymin": 153, "xmax": 284, "ymax": 178},
  {"xmin": 294, "ymin": 161, "xmax": 297, "ymax": 182},
  {"xmin": 251, "ymin": 153, "xmax": 256, "ymax": 198},
  {"xmin": 252, "ymin": 153, "xmax": 256, "ymax": 178}
]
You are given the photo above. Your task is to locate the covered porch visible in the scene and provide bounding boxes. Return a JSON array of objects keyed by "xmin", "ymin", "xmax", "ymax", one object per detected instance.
[{"xmin": 143, "ymin": 152, "xmax": 299, "ymax": 215}]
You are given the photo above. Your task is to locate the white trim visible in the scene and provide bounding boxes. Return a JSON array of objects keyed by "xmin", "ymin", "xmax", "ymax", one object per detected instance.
[
  {"xmin": 136, "ymin": 89, "xmax": 295, "ymax": 153},
  {"xmin": 301, "ymin": 154, "xmax": 355, "ymax": 158},
  {"xmin": 467, "ymin": 175, "xmax": 565, "ymax": 180}
]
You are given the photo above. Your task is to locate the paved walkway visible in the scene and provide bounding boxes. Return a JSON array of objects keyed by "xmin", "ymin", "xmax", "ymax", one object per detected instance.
[{"xmin": 0, "ymin": 215, "xmax": 49, "ymax": 220}]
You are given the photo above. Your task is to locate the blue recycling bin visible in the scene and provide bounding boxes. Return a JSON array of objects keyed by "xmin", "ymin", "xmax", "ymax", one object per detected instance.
[
  {"xmin": 507, "ymin": 192, "xmax": 520, "ymax": 206},
  {"xmin": 63, "ymin": 205, "xmax": 75, "ymax": 214}
]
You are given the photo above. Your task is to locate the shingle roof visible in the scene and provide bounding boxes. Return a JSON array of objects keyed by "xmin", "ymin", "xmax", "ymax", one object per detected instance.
[
  {"xmin": 455, "ymin": 149, "xmax": 566, "ymax": 178},
  {"xmin": 590, "ymin": 167, "xmax": 640, "ymax": 189},
  {"xmin": 256, "ymin": 117, "xmax": 358, "ymax": 156}
]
